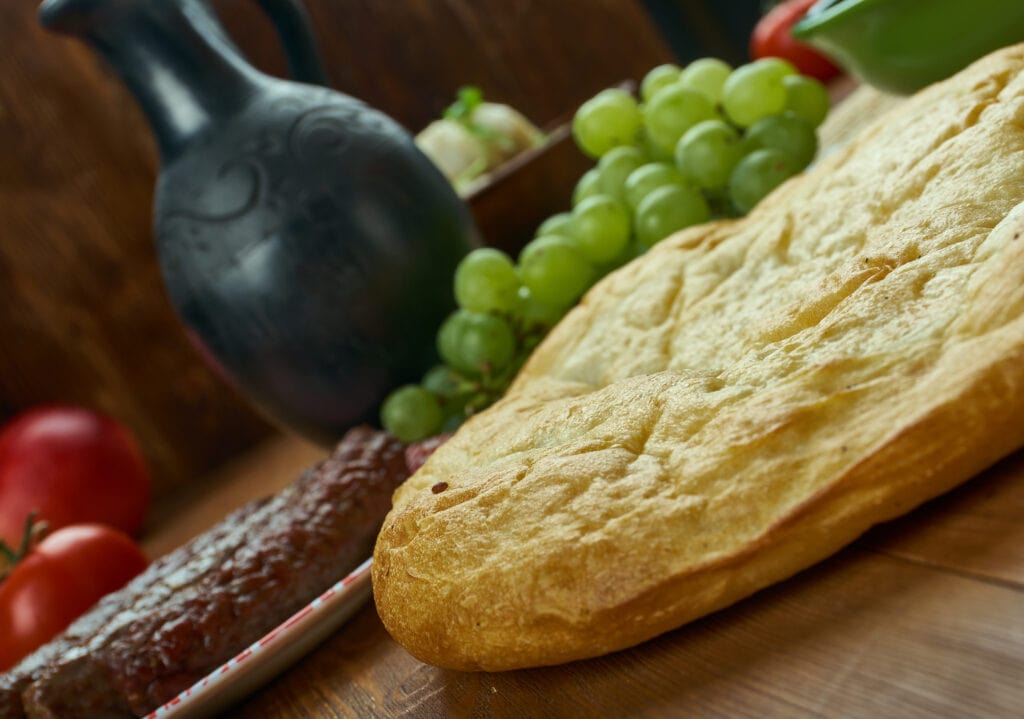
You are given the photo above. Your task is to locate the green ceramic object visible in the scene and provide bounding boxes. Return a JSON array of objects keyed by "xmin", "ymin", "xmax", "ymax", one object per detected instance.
[{"xmin": 793, "ymin": 0, "xmax": 1024, "ymax": 94}]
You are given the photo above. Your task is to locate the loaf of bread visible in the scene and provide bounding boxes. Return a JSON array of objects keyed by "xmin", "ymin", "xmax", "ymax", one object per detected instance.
[{"xmin": 372, "ymin": 45, "xmax": 1024, "ymax": 671}]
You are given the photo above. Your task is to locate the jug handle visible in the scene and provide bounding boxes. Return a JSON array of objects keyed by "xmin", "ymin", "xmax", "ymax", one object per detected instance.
[{"xmin": 251, "ymin": 0, "xmax": 330, "ymax": 86}]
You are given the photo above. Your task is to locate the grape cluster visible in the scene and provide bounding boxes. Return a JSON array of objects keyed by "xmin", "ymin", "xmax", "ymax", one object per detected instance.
[
  {"xmin": 379, "ymin": 242, "xmax": 576, "ymax": 443},
  {"xmin": 381, "ymin": 57, "xmax": 830, "ymax": 442},
  {"xmin": 575, "ymin": 57, "xmax": 829, "ymax": 231}
]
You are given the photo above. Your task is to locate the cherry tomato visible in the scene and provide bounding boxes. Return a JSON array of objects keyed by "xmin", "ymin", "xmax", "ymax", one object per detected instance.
[
  {"xmin": 0, "ymin": 406, "xmax": 151, "ymax": 547},
  {"xmin": 0, "ymin": 524, "xmax": 148, "ymax": 671},
  {"xmin": 750, "ymin": 0, "xmax": 842, "ymax": 83}
]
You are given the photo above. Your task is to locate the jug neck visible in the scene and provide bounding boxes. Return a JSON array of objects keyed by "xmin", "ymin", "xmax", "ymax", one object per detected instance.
[{"xmin": 41, "ymin": 0, "xmax": 264, "ymax": 161}]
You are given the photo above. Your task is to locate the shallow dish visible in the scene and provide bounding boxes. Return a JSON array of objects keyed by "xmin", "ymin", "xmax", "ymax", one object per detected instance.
[
  {"xmin": 793, "ymin": 0, "xmax": 1024, "ymax": 94},
  {"xmin": 144, "ymin": 558, "xmax": 373, "ymax": 719}
]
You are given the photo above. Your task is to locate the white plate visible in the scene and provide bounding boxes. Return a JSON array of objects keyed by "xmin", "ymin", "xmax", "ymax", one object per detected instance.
[{"xmin": 144, "ymin": 557, "xmax": 373, "ymax": 719}]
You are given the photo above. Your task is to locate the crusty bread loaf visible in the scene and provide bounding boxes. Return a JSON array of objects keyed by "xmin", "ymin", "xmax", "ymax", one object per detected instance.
[{"xmin": 372, "ymin": 45, "xmax": 1024, "ymax": 671}]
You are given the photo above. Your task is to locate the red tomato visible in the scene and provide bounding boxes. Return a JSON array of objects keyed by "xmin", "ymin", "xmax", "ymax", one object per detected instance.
[
  {"xmin": 0, "ymin": 406, "xmax": 151, "ymax": 547},
  {"xmin": 0, "ymin": 524, "xmax": 148, "ymax": 671},
  {"xmin": 750, "ymin": 0, "xmax": 842, "ymax": 83}
]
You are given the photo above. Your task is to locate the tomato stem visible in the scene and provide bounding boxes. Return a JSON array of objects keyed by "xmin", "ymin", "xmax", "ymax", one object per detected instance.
[{"xmin": 0, "ymin": 513, "xmax": 48, "ymax": 582}]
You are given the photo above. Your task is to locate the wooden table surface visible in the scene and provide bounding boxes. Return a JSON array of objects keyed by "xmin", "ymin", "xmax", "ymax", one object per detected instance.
[
  {"xmin": 142, "ymin": 431, "xmax": 1024, "ymax": 719},
  {"xmin": 139, "ymin": 85, "xmax": 1022, "ymax": 718}
]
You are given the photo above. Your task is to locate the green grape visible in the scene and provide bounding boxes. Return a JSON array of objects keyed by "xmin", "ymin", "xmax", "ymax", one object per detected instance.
[
  {"xmin": 597, "ymin": 145, "xmax": 647, "ymax": 202},
  {"xmin": 571, "ymin": 194, "xmax": 631, "ymax": 263},
  {"xmin": 640, "ymin": 63, "xmax": 682, "ymax": 102},
  {"xmin": 623, "ymin": 162, "xmax": 687, "ymax": 210},
  {"xmin": 380, "ymin": 385, "xmax": 443, "ymax": 442},
  {"xmin": 642, "ymin": 85, "xmax": 716, "ymax": 155},
  {"xmin": 752, "ymin": 57, "xmax": 798, "ymax": 81},
  {"xmin": 436, "ymin": 312, "xmax": 463, "ymax": 369},
  {"xmin": 572, "ymin": 88, "xmax": 642, "ymax": 158},
  {"xmin": 460, "ymin": 313, "xmax": 516, "ymax": 374},
  {"xmin": 729, "ymin": 148, "xmax": 798, "ymax": 215},
  {"xmin": 515, "ymin": 286, "xmax": 567, "ymax": 330},
  {"xmin": 595, "ymin": 237, "xmax": 641, "ymax": 278},
  {"xmin": 721, "ymin": 61, "xmax": 789, "ymax": 128},
  {"xmin": 678, "ymin": 57, "xmax": 732, "ymax": 105},
  {"xmin": 674, "ymin": 119, "xmax": 744, "ymax": 191},
  {"xmin": 636, "ymin": 126, "xmax": 673, "ymax": 162},
  {"xmin": 421, "ymin": 364, "xmax": 466, "ymax": 402},
  {"xmin": 441, "ymin": 411, "xmax": 467, "ymax": 433},
  {"xmin": 743, "ymin": 112, "xmax": 818, "ymax": 169},
  {"xmin": 573, "ymin": 168, "xmax": 603, "ymax": 206},
  {"xmin": 453, "ymin": 247, "xmax": 520, "ymax": 313},
  {"xmin": 783, "ymin": 74, "xmax": 830, "ymax": 128},
  {"xmin": 537, "ymin": 212, "xmax": 578, "ymax": 239},
  {"xmin": 518, "ymin": 235, "xmax": 594, "ymax": 308},
  {"xmin": 634, "ymin": 184, "xmax": 710, "ymax": 250},
  {"xmin": 702, "ymin": 187, "xmax": 738, "ymax": 219},
  {"xmin": 437, "ymin": 309, "xmax": 517, "ymax": 376}
]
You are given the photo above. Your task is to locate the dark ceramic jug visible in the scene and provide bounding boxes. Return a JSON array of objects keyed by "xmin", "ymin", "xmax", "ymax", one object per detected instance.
[{"xmin": 39, "ymin": 0, "xmax": 478, "ymax": 446}]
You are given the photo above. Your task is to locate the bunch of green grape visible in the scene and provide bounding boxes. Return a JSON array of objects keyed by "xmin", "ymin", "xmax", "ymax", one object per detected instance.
[
  {"xmin": 379, "ymin": 239, "xmax": 583, "ymax": 443},
  {"xmin": 381, "ymin": 57, "xmax": 830, "ymax": 442},
  {"xmin": 574, "ymin": 56, "xmax": 830, "ymax": 235}
]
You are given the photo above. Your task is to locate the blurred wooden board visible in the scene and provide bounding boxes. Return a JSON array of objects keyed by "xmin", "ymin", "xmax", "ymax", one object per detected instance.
[
  {"xmin": 0, "ymin": 2, "xmax": 275, "ymax": 505},
  {"xmin": 0, "ymin": 0, "xmax": 673, "ymax": 501},
  {"xmin": 216, "ymin": 0, "xmax": 673, "ymax": 133},
  {"xmin": 466, "ymin": 123, "xmax": 593, "ymax": 257}
]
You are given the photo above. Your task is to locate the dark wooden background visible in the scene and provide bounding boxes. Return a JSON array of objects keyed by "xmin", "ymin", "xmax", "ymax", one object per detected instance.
[{"xmin": 0, "ymin": 0, "xmax": 681, "ymax": 507}]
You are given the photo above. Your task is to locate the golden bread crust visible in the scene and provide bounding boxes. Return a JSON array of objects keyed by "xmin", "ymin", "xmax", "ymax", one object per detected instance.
[{"xmin": 373, "ymin": 45, "xmax": 1024, "ymax": 671}]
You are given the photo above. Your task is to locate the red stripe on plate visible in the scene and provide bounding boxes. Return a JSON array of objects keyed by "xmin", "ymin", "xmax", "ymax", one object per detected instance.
[{"xmin": 281, "ymin": 604, "xmax": 315, "ymax": 630}]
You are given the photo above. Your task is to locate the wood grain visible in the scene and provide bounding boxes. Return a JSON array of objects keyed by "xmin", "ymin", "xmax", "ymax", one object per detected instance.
[
  {"xmin": 140, "ymin": 434, "xmax": 1023, "ymax": 718},
  {"xmin": 0, "ymin": 0, "xmax": 672, "ymax": 501},
  {"xmin": 862, "ymin": 450, "xmax": 1024, "ymax": 586},
  {"xmin": 233, "ymin": 473, "xmax": 1023, "ymax": 718},
  {"xmin": 214, "ymin": 0, "xmax": 673, "ymax": 132},
  {"xmin": 466, "ymin": 123, "xmax": 595, "ymax": 257},
  {"xmin": 0, "ymin": 2, "xmax": 275, "ymax": 501},
  {"xmin": 233, "ymin": 442, "xmax": 1023, "ymax": 718}
]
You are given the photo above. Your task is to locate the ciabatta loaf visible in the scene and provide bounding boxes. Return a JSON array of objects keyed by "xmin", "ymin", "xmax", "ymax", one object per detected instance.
[{"xmin": 373, "ymin": 45, "xmax": 1024, "ymax": 671}]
